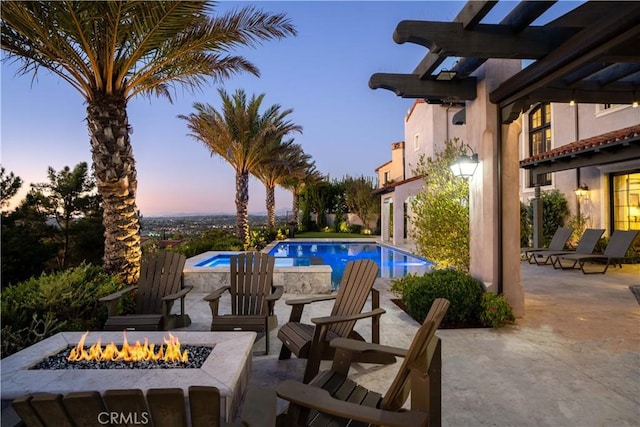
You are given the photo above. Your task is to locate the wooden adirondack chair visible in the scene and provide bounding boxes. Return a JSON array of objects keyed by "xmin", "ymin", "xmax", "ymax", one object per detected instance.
[
  {"xmin": 11, "ymin": 386, "xmax": 275, "ymax": 427},
  {"xmin": 278, "ymin": 259, "xmax": 396, "ymax": 384},
  {"xmin": 204, "ymin": 252, "xmax": 283, "ymax": 354},
  {"xmin": 101, "ymin": 252, "xmax": 191, "ymax": 331},
  {"xmin": 276, "ymin": 298, "xmax": 450, "ymax": 427}
]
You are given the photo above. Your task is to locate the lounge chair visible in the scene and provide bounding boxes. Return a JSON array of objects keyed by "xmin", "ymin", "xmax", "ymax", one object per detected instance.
[
  {"xmin": 555, "ymin": 230, "xmax": 639, "ymax": 274},
  {"xmin": 529, "ymin": 228, "xmax": 604, "ymax": 267},
  {"xmin": 275, "ymin": 298, "xmax": 450, "ymax": 427},
  {"xmin": 101, "ymin": 252, "xmax": 192, "ymax": 331},
  {"xmin": 204, "ymin": 252, "xmax": 282, "ymax": 354},
  {"xmin": 278, "ymin": 259, "xmax": 395, "ymax": 384},
  {"xmin": 522, "ymin": 226, "xmax": 573, "ymax": 264},
  {"xmin": 11, "ymin": 386, "xmax": 274, "ymax": 427}
]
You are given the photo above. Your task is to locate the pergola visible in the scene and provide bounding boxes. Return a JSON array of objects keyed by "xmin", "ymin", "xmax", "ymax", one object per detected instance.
[{"xmin": 369, "ymin": 0, "xmax": 640, "ymax": 315}]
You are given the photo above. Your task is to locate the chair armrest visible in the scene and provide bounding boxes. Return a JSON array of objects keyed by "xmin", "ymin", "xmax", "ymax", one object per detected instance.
[
  {"xmin": 240, "ymin": 386, "xmax": 277, "ymax": 427},
  {"xmin": 285, "ymin": 294, "xmax": 336, "ymax": 306},
  {"xmin": 203, "ymin": 286, "xmax": 230, "ymax": 302},
  {"xmin": 265, "ymin": 286, "xmax": 284, "ymax": 302},
  {"xmin": 276, "ymin": 381, "xmax": 428, "ymax": 427},
  {"xmin": 99, "ymin": 285, "xmax": 138, "ymax": 303},
  {"xmin": 329, "ymin": 337, "xmax": 408, "ymax": 358},
  {"xmin": 161, "ymin": 286, "xmax": 193, "ymax": 302},
  {"xmin": 310, "ymin": 307, "xmax": 386, "ymax": 326}
]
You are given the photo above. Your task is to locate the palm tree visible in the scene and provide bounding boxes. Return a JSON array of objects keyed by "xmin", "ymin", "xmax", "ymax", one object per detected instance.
[
  {"xmin": 253, "ymin": 141, "xmax": 311, "ymax": 228},
  {"xmin": 281, "ymin": 162, "xmax": 324, "ymax": 226},
  {"xmin": 1, "ymin": 1, "xmax": 296, "ymax": 283},
  {"xmin": 179, "ymin": 89, "xmax": 302, "ymax": 247}
]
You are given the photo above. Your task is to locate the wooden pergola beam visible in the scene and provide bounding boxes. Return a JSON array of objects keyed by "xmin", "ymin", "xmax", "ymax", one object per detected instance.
[
  {"xmin": 395, "ymin": 22, "xmax": 580, "ymax": 59},
  {"xmin": 412, "ymin": 0, "xmax": 497, "ymax": 79},
  {"xmin": 368, "ymin": 73, "xmax": 477, "ymax": 100},
  {"xmin": 490, "ymin": 4, "xmax": 640, "ymax": 107}
]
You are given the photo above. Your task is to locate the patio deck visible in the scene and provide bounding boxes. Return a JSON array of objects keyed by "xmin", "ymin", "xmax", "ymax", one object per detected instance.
[
  {"xmin": 3, "ymin": 262, "xmax": 638, "ymax": 426},
  {"xmin": 181, "ymin": 260, "xmax": 640, "ymax": 426}
]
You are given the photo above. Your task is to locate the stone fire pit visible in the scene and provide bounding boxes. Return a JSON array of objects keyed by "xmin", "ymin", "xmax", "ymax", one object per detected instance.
[{"xmin": 1, "ymin": 331, "xmax": 255, "ymax": 422}]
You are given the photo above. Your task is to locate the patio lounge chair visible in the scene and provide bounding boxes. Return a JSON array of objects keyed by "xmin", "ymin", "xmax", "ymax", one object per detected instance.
[
  {"xmin": 101, "ymin": 252, "xmax": 192, "ymax": 331},
  {"xmin": 11, "ymin": 386, "xmax": 275, "ymax": 427},
  {"xmin": 530, "ymin": 228, "xmax": 605, "ymax": 267},
  {"xmin": 522, "ymin": 226, "xmax": 573, "ymax": 264},
  {"xmin": 275, "ymin": 298, "xmax": 450, "ymax": 427},
  {"xmin": 204, "ymin": 252, "xmax": 282, "ymax": 354},
  {"xmin": 278, "ymin": 259, "xmax": 395, "ymax": 384},
  {"xmin": 555, "ymin": 229, "xmax": 639, "ymax": 274}
]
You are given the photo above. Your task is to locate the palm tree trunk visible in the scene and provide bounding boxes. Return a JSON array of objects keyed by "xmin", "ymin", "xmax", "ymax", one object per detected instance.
[
  {"xmin": 292, "ymin": 188, "xmax": 299, "ymax": 224},
  {"xmin": 266, "ymin": 184, "xmax": 276, "ymax": 228},
  {"xmin": 236, "ymin": 170, "xmax": 250, "ymax": 248},
  {"xmin": 86, "ymin": 95, "xmax": 141, "ymax": 285}
]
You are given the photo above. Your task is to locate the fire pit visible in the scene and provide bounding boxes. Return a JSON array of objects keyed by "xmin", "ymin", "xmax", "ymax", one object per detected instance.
[{"xmin": 1, "ymin": 331, "xmax": 255, "ymax": 422}]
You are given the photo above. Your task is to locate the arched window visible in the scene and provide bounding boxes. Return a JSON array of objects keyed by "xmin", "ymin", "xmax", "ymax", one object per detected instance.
[{"xmin": 528, "ymin": 103, "xmax": 552, "ymax": 187}]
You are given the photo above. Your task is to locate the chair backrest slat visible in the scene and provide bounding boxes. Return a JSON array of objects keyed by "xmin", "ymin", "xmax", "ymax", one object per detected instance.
[
  {"xmin": 548, "ymin": 227, "xmax": 574, "ymax": 250},
  {"xmin": 136, "ymin": 252, "xmax": 186, "ymax": 314},
  {"xmin": 62, "ymin": 391, "xmax": 108, "ymax": 427},
  {"xmin": 230, "ymin": 253, "xmax": 275, "ymax": 316},
  {"xmin": 381, "ymin": 298, "xmax": 450, "ymax": 411},
  {"xmin": 330, "ymin": 259, "xmax": 379, "ymax": 337},
  {"xmin": 575, "ymin": 229, "xmax": 605, "ymax": 254},
  {"xmin": 604, "ymin": 230, "xmax": 639, "ymax": 257}
]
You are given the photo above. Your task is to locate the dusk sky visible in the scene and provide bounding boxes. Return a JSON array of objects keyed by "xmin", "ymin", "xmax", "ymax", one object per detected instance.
[{"xmin": 1, "ymin": 1, "xmax": 580, "ymax": 217}]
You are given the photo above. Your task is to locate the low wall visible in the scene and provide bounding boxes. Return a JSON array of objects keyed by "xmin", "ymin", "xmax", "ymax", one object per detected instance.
[{"xmin": 184, "ymin": 251, "xmax": 332, "ymax": 294}]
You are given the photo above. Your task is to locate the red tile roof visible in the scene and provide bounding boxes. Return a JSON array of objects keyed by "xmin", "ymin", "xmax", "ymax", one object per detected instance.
[
  {"xmin": 520, "ymin": 124, "xmax": 640, "ymax": 166},
  {"xmin": 373, "ymin": 175, "xmax": 424, "ymax": 195}
]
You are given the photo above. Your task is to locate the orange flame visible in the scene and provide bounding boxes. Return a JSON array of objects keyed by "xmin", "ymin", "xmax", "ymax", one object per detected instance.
[{"xmin": 67, "ymin": 331, "xmax": 188, "ymax": 363}]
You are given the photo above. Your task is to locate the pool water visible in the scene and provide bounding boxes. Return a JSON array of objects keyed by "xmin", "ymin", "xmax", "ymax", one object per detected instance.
[
  {"xmin": 195, "ymin": 254, "xmax": 311, "ymax": 268},
  {"xmin": 268, "ymin": 242, "xmax": 432, "ymax": 289}
]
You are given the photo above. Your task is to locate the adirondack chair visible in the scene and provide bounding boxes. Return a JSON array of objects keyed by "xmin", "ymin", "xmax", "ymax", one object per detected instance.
[
  {"xmin": 101, "ymin": 252, "xmax": 191, "ymax": 331},
  {"xmin": 278, "ymin": 259, "xmax": 396, "ymax": 384},
  {"xmin": 11, "ymin": 386, "xmax": 275, "ymax": 427},
  {"xmin": 276, "ymin": 298, "xmax": 450, "ymax": 427},
  {"xmin": 204, "ymin": 252, "xmax": 283, "ymax": 354}
]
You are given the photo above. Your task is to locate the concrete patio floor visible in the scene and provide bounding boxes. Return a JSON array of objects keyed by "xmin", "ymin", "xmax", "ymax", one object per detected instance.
[{"xmin": 180, "ymin": 260, "xmax": 640, "ymax": 426}]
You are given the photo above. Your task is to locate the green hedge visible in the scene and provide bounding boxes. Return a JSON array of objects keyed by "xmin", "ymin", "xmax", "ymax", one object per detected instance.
[
  {"xmin": 391, "ymin": 269, "xmax": 484, "ymax": 325},
  {"xmin": 1, "ymin": 263, "xmax": 122, "ymax": 358}
]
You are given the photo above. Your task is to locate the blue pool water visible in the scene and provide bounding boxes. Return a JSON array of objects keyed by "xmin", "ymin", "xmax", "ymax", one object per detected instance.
[
  {"xmin": 268, "ymin": 242, "xmax": 432, "ymax": 289},
  {"xmin": 195, "ymin": 254, "xmax": 311, "ymax": 268}
]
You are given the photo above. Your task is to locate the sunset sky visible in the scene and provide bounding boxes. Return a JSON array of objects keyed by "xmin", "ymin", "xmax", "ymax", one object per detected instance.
[{"xmin": 1, "ymin": 1, "xmax": 580, "ymax": 217}]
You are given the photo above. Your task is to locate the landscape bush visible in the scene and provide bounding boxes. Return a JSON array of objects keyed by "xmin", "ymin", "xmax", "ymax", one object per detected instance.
[
  {"xmin": 480, "ymin": 292, "xmax": 515, "ymax": 328},
  {"xmin": 171, "ymin": 229, "xmax": 243, "ymax": 257},
  {"xmin": 1, "ymin": 263, "xmax": 122, "ymax": 357},
  {"xmin": 391, "ymin": 269, "xmax": 484, "ymax": 325}
]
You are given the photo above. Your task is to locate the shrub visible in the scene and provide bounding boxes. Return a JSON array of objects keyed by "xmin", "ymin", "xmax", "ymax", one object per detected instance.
[
  {"xmin": 1, "ymin": 263, "xmax": 122, "ymax": 357},
  {"xmin": 391, "ymin": 269, "xmax": 483, "ymax": 325},
  {"xmin": 480, "ymin": 292, "xmax": 515, "ymax": 328},
  {"xmin": 172, "ymin": 229, "xmax": 243, "ymax": 257},
  {"xmin": 526, "ymin": 189, "xmax": 569, "ymax": 247},
  {"xmin": 349, "ymin": 224, "xmax": 363, "ymax": 234}
]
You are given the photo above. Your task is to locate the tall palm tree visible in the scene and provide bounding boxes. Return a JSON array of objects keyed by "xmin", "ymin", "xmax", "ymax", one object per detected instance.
[
  {"xmin": 1, "ymin": 1, "xmax": 296, "ymax": 283},
  {"xmin": 253, "ymin": 141, "xmax": 311, "ymax": 228},
  {"xmin": 179, "ymin": 88, "xmax": 302, "ymax": 247},
  {"xmin": 281, "ymin": 162, "xmax": 323, "ymax": 226}
]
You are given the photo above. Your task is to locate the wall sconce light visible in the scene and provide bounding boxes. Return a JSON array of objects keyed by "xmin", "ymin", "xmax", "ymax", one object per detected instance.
[
  {"xmin": 574, "ymin": 183, "xmax": 589, "ymax": 198},
  {"xmin": 436, "ymin": 69, "xmax": 457, "ymax": 81},
  {"xmin": 450, "ymin": 144, "xmax": 479, "ymax": 179}
]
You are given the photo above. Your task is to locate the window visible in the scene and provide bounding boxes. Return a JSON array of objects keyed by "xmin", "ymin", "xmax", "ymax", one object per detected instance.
[
  {"xmin": 414, "ymin": 134, "xmax": 420, "ymax": 151},
  {"xmin": 383, "ymin": 171, "xmax": 390, "ymax": 185},
  {"xmin": 528, "ymin": 103, "xmax": 552, "ymax": 187},
  {"xmin": 611, "ymin": 172, "xmax": 640, "ymax": 231}
]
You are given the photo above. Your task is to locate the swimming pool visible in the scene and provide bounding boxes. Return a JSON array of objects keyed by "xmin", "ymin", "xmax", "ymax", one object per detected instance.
[
  {"xmin": 195, "ymin": 254, "xmax": 312, "ymax": 268},
  {"xmin": 267, "ymin": 241, "xmax": 432, "ymax": 289}
]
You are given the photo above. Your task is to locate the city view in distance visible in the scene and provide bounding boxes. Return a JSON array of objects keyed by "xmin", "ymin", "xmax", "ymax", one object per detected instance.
[{"xmin": 141, "ymin": 214, "xmax": 292, "ymax": 239}]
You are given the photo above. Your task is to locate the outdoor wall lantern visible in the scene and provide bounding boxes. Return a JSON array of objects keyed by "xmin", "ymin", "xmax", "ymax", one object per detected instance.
[
  {"xmin": 574, "ymin": 183, "xmax": 589, "ymax": 198},
  {"xmin": 450, "ymin": 144, "xmax": 479, "ymax": 179}
]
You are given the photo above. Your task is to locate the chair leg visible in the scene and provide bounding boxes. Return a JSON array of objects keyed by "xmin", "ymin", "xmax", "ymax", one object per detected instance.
[
  {"xmin": 279, "ymin": 345, "xmax": 292, "ymax": 360},
  {"xmin": 265, "ymin": 319, "xmax": 270, "ymax": 355}
]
